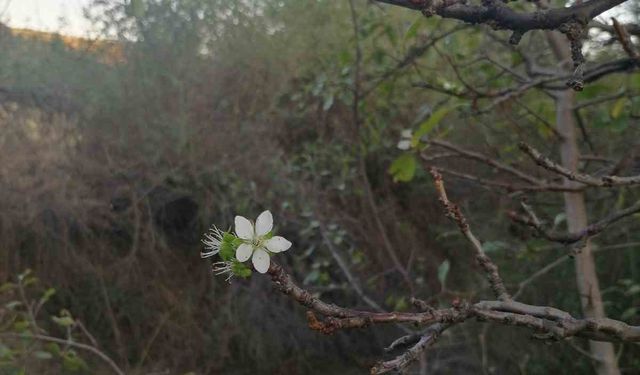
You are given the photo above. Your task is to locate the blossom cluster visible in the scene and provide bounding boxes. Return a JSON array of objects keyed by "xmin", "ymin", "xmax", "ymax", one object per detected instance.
[{"xmin": 201, "ymin": 210, "xmax": 292, "ymax": 281}]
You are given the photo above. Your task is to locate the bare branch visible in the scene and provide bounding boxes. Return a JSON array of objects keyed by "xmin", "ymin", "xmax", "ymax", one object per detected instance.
[
  {"xmin": 375, "ymin": 0, "xmax": 628, "ymax": 33},
  {"xmin": 371, "ymin": 324, "xmax": 449, "ymax": 374},
  {"xmin": 612, "ymin": 18, "xmax": 640, "ymax": 63},
  {"xmin": 423, "ymin": 164, "xmax": 575, "ymax": 193},
  {"xmin": 266, "ymin": 262, "xmax": 640, "ymax": 342},
  {"xmin": 429, "ymin": 167, "xmax": 511, "ymax": 301},
  {"xmin": 513, "ymin": 241, "xmax": 640, "ymax": 299},
  {"xmin": 591, "ymin": 20, "xmax": 640, "ymax": 37},
  {"xmin": 318, "ymin": 221, "xmax": 389, "ymax": 314},
  {"xmin": 573, "ymin": 89, "xmax": 627, "ymax": 110},
  {"xmin": 363, "ymin": 25, "xmax": 468, "ymax": 98},
  {"xmin": 519, "ymin": 142, "xmax": 640, "ymax": 187},
  {"xmin": 425, "ymin": 140, "xmax": 580, "ymax": 192},
  {"xmin": 430, "ymin": 140, "xmax": 540, "ymax": 185},
  {"xmin": 509, "ymin": 200, "xmax": 640, "ymax": 245}
]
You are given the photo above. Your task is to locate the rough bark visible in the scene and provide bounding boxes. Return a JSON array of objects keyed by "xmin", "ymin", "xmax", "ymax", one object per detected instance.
[{"xmin": 550, "ymin": 31, "xmax": 621, "ymax": 374}]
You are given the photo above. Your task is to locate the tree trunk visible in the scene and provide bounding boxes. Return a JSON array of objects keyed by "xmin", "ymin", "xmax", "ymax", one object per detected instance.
[
  {"xmin": 555, "ymin": 88, "xmax": 620, "ymax": 375},
  {"xmin": 544, "ymin": 28, "xmax": 620, "ymax": 374}
]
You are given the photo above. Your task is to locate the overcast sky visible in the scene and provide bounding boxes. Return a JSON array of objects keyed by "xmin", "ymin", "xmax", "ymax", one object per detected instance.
[{"xmin": 1, "ymin": 0, "xmax": 95, "ymax": 37}]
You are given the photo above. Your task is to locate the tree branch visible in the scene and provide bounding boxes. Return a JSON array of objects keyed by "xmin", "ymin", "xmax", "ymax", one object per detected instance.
[
  {"xmin": 265, "ymin": 262, "xmax": 640, "ymax": 342},
  {"xmin": 425, "ymin": 140, "xmax": 580, "ymax": 192},
  {"xmin": 374, "ymin": 0, "xmax": 628, "ymax": 33},
  {"xmin": 429, "ymin": 167, "xmax": 511, "ymax": 301},
  {"xmin": 371, "ymin": 324, "xmax": 449, "ymax": 374},
  {"xmin": 508, "ymin": 200, "xmax": 640, "ymax": 245},
  {"xmin": 519, "ymin": 142, "xmax": 640, "ymax": 187}
]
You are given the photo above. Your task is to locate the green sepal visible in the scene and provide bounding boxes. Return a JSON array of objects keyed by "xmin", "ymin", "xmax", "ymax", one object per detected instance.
[
  {"xmin": 219, "ymin": 233, "xmax": 238, "ymax": 261},
  {"xmin": 231, "ymin": 237, "xmax": 244, "ymax": 248},
  {"xmin": 232, "ymin": 261, "xmax": 252, "ymax": 278}
]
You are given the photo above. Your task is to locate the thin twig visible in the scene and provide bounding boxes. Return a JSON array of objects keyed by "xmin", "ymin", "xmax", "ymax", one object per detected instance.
[
  {"xmin": 429, "ymin": 168, "xmax": 511, "ymax": 301},
  {"xmin": 612, "ymin": 18, "xmax": 640, "ymax": 63},
  {"xmin": 519, "ymin": 142, "xmax": 640, "ymax": 187},
  {"xmin": 509, "ymin": 200, "xmax": 640, "ymax": 245},
  {"xmin": 371, "ymin": 324, "xmax": 450, "ymax": 374}
]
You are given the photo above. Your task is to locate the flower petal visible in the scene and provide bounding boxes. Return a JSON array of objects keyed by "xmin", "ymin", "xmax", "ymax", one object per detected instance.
[
  {"xmin": 235, "ymin": 215, "xmax": 254, "ymax": 240},
  {"xmin": 252, "ymin": 248, "xmax": 270, "ymax": 273},
  {"xmin": 235, "ymin": 243, "xmax": 253, "ymax": 262},
  {"xmin": 397, "ymin": 139, "xmax": 411, "ymax": 150},
  {"xmin": 255, "ymin": 210, "xmax": 273, "ymax": 237},
  {"xmin": 265, "ymin": 236, "xmax": 292, "ymax": 253}
]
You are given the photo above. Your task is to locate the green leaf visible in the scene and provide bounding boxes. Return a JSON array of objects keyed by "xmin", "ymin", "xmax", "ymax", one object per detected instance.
[
  {"xmin": 0, "ymin": 343, "xmax": 14, "ymax": 359},
  {"xmin": 621, "ymin": 307, "xmax": 637, "ymax": 320},
  {"xmin": 394, "ymin": 297, "xmax": 408, "ymax": 311},
  {"xmin": 553, "ymin": 213, "xmax": 566, "ymax": 227},
  {"xmin": 404, "ymin": 18, "xmax": 423, "ymax": 40},
  {"xmin": 52, "ymin": 316, "xmax": 75, "ymax": 327},
  {"xmin": 482, "ymin": 241, "xmax": 509, "ymax": 253},
  {"xmin": 412, "ymin": 105, "xmax": 459, "ymax": 146},
  {"xmin": 351, "ymin": 250, "xmax": 364, "ymax": 265},
  {"xmin": 45, "ymin": 343, "xmax": 61, "ymax": 355},
  {"xmin": 63, "ymin": 351, "xmax": 88, "ymax": 371},
  {"xmin": 33, "ymin": 351, "xmax": 53, "ymax": 360},
  {"xmin": 5, "ymin": 301, "xmax": 22, "ymax": 310},
  {"xmin": 437, "ymin": 260, "xmax": 450, "ymax": 289},
  {"xmin": 384, "ymin": 24, "xmax": 398, "ymax": 46},
  {"xmin": 610, "ymin": 98, "xmax": 626, "ymax": 119},
  {"xmin": 39, "ymin": 288, "xmax": 56, "ymax": 305},
  {"xmin": 0, "ymin": 282, "xmax": 15, "ymax": 293},
  {"xmin": 388, "ymin": 153, "xmax": 417, "ymax": 182},
  {"xmin": 13, "ymin": 320, "xmax": 30, "ymax": 332},
  {"xmin": 626, "ymin": 284, "xmax": 640, "ymax": 296},
  {"xmin": 322, "ymin": 94, "xmax": 334, "ymax": 111},
  {"xmin": 17, "ymin": 269, "xmax": 32, "ymax": 282},
  {"xmin": 303, "ymin": 269, "xmax": 320, "ymax": 285}
]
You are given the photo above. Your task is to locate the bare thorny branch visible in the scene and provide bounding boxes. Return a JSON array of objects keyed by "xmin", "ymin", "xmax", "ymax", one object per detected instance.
[
  {"xmin": 429, "ymin": 168, "xmax": 512, "ymax": 302},
  {"xmin": 508, "ymin": 199, "xmax": 640, "ymax": 245},
  {"xmin": 519, "ymin": 142, "xmax": 640, "ymax": 187},
  {"xmin": 262, "ymin": 169, "xmax": 640, "ymax": 374},
  {"xmin": 420, "ymin": 139, "xmax": 582, "ymax": 193}
]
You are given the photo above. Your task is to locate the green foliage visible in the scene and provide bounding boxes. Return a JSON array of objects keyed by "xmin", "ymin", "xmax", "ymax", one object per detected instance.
[
  {"xmin": 0, "ymin": 271, "xmax": 102, "ymax": 373},
  {"xmin": 412, "ymin": 104, "xmax": 460, "ymax": 146},
  {"xmin": 482, "ymin": 241, "xmax": 510, "ymax": 253},
  {"xmin": 437, "ymin": 259, "xmax": 450, "ymax": 290},
  {"xmin": 389, "ymin": 153, "xmax": 417, "ymax": 182}
]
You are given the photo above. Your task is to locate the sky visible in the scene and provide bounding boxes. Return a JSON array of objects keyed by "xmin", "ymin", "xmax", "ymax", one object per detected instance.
[{"xmin": 1, "ymin": 0, "xmax": 95, "ymax": 37}]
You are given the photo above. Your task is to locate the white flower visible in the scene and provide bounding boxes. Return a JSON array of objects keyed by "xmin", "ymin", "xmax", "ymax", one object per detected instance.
[
  {"xmin": 201, "ymin": 225, "xmax": 224, "ymax": 258},
  {"xmin": 397, "ymin": 139, "xmax": 411, "ymax": 150},
  {"xmin": 401, "ymin": 129, "xmax": 413, "ymax": 138},
  {"xmin": 234, "ymin": 210, "xmax": 292, "ymax": 273},
  {"xmin": 212, "ymin": 261, "xmax": 234, "ymax": 283},
  {"xmin": 397, "ymin": 129, "xmax": 413, "ymax": 150}
]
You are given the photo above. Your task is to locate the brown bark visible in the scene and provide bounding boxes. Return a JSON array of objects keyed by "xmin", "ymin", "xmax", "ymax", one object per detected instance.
[
  {"xmin": 555, "ymin": 65, "xmax": 621, "ymax": 375},
  {"xmin": 541, "ymin": 25, "xmax": 620, "ymax": 373}
]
